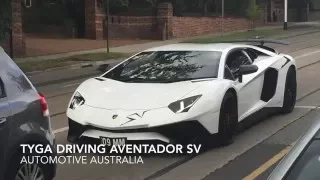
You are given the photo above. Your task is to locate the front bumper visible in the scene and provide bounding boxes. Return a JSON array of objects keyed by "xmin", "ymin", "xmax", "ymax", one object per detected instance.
[{"xmin": 68, "ymin": 119, "xmax": 211, "ymax": 144}]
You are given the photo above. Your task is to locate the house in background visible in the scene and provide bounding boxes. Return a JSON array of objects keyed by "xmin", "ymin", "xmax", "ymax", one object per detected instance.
[
  {"xmin": 309, "ymin": 0, "xmax": 320, "ymax": 21},
  {"xmin": 258, "ymin": 0, "xmax": 314, "ymax": 24}
]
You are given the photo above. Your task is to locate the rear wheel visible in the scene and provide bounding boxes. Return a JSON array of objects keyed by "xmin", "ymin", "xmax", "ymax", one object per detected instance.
[
  {"xmin": 5, "ymin": 151, "xmax": 53, "ymax": 180},
  {"xmin": 218, "ymin": 92, "xmax": 238, "ymax": 146},
  {"xmin": 280, "ymin": 67, "xmax": 297, "ymax": 114}
]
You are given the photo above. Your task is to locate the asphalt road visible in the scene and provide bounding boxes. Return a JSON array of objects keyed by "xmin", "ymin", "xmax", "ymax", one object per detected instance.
[{"xmin": 29, "ymin": 31, "xmax": 320, "ymax": 180}]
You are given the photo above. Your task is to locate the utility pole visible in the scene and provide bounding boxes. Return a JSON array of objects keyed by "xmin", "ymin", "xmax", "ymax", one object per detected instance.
[
  {"xmin": 106, "ymin": 0, "xmax": 110, "ymax": 53},
  {"xmin": 284, "ymin": 0, "xmax": 288, "ymax": 30},
  {"xmin": 221, "ymin": 0, "xmax": 225, "ymax": 35}
]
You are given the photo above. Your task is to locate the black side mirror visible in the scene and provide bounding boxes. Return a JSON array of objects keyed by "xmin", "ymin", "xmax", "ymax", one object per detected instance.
[
  {"xmin": 238, "ymin": 65, "xmax": 258, "ymax": 82},
  {"xmin": 97, "ymin": 64, "xmax": 110, "ymax": 72},
  {"xmin": 97, "ymin": 62, "xmax": 119, "ymax": 72}
]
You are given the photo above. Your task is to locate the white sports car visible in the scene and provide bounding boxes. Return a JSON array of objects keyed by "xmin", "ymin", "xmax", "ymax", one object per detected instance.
[{"xmin": 67, "ymin": 40, "xmax": 297, "ymax": 146}]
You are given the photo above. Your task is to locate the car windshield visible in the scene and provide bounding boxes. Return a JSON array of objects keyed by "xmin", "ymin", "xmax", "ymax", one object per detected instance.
[
  {"xmin": 284, "ymin": 139, "xmax": 320, "ymax": 180},
  {"xmin": 103, "ymin": 51, "xmax": 222, "ymax": 83}
]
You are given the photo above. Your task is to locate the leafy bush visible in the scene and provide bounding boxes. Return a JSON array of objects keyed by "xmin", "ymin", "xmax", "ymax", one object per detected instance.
[
  {"xmin": 246, "ymin": 0, "xmax": 261, "ymax": 30},
  {"xmin": 102, "ymin": 0, "xmax": 129, "ymax": 14}
]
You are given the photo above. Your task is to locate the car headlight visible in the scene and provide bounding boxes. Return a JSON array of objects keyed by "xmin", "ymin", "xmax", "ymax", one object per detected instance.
[
  {"xmin": 69, "ymin": 92, "xmax": 85, "ymax": 109},
  {"xmin": 168, "ymin": 95, "xmax": 202, "ymax": 113}
]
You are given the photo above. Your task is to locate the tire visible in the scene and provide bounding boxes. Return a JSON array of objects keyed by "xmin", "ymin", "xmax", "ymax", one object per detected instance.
[
  {"xmin": 5, "ymin": 151, "xmax": 53, "ymax": 180},
  {"xmin": 218, "ymin": 92, "xmax": 238, "ymax": 146},
  {"xmin": 280, "ymin": 67, "xmax": 297, "ymax": 114}
]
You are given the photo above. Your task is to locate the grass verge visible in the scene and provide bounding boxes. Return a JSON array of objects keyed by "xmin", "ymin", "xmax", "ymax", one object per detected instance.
[
  {"xmin": 17, "ymin": 52, "xmax": 131, "ymax": 72},
  {"xmin": 182, "ymin": 28, "xmax": 287, "ymax": 43}
]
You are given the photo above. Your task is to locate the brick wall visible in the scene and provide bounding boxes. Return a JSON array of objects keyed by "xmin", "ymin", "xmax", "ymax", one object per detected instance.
[
  {"xmin": 105, "ymin": 15, "xmax": 253, "ymax": 40},
  {"xmin": 172, "ymin": 17, "xmax": 250, "ymax": 38},
  {"xmin": 310, "ymin": 11, "xmax": 320, "ymax": 21},
  {"xmin": 107, "ymin": 16, "xmax": 160, "ymax": 39},
  {"xmin": 85, "ymin": 0, "xmax": 104, "ymax": 40},
  {"xmin": 85, "ymin": 1, "xmax": 260, "ymax": 41}
]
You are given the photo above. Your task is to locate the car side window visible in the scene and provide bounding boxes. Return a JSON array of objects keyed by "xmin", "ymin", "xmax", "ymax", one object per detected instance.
[
  {"xmin": 245, "ymin": 48, "xmax": 270, "ymax": 62},
  {"xmin": 224, "ymin": 65, "xmax": 235, "ymax": 80},
  {"xmin": 0, "ymin": 77, "xmax": 6, "ymax": 98},
  {"xmin": 284, "ymin": 140, "xmax": 320, "ymax": 180},
  {"xmin": 226, "ymin": 50, "xmax": 252, "ymax": 79},
  {"xmin": 241, "ymin": 50, "xmax": 253, "ymax": 65},
  {"xmin": 0, "ymin": 58, "xmax": 33, "ymax": 98}
]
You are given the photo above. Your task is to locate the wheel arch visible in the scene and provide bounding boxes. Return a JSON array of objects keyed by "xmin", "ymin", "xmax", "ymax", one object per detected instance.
[
  {"xmin": 217, "ymin": 88, "xmax": 239, "ymax": 145},
  {"xmin": 4, "ymin": 134, "xmax": 56, "ymax": 179},
  {"xmin": 226, "ymin": 88, "xmax": 238, "ymax": 109},
  {"xmin": 288, "ymin": 64, "xmax": 296, "ymax": 75},
  {"xmin": 223, "ymin": 88, "xmax": 238, "ymax": 118},
  {"xmin": 285, "ymin": 64, "xmax": 297, "ymax": 87}
]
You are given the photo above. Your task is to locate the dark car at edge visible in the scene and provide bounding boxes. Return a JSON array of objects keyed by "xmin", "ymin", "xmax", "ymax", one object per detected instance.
[{"xmin": 0, "ymin": 47, "xmax": 56, "ymax": 180}]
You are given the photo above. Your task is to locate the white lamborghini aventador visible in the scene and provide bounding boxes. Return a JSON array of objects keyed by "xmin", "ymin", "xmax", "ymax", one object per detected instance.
[{"xmin": 67, "ymin": 40, "xmax": 297, "ymax": 146}]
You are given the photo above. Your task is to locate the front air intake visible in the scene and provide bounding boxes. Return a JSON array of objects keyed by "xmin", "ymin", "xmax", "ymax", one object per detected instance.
[{"xmin": 94, "ymin": 78, "xmax": 105, "ymax": 81}]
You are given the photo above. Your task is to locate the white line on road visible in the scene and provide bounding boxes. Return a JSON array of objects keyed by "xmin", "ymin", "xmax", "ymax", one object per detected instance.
[
  {"xmin": 61, "ymin": 83, "xmax": 81, "ymax": 88},
  {"xmin": 295, "ymin": 106, "xmax": 320, "ymax": 109},
  {"xmin": 53, "ymin": 127, "xmax": 69, "ymax": 134},
  {"xmin": 295, "ymin": 49, "xmax": 320, "ymax": 59}
]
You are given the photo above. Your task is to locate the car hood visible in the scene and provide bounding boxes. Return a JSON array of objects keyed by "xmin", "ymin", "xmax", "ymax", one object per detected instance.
[{"xmin": 76, "ymin": 78, "xmax": 210, "ymax": 110}]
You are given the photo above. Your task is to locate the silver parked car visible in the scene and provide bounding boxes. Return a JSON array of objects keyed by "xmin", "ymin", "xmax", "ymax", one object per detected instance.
[
  {"xmin": 268, "ymin": 118, "xmax": 320, "ymax": 180},
  {"xmin": 0, "ymin": 47, "xmax": 56, "ymax": 180}
]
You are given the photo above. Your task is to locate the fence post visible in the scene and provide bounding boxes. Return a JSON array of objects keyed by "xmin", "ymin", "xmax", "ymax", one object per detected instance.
[{"xmin": 157, "ymin": 2, "xmax": 173, "ymax": 40}]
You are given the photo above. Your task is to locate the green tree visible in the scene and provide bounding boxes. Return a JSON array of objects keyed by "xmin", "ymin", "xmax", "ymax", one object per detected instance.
[
  {"xmin": 246, "ymin": 0, "xmax": 261, "ymax": 30},
  {"xmin": 145, "ymin": 0, "xmax": 158, "ymax": 7},
  {"xmin": 145, "ymin": 0, "xmax": 186, "ymax": 16},
  {"xmin": 102, "ymin": 0, "xmax": 129, "ymax": 14},
  {"xmin": 198, "ymin": 0, "xmax": 217, "ymax": 16},
  {"xmin": 0, "ymin": 0, "xmax": 11, "ymax": 44},
  {"xmin": 144, "ymin": 0, "xmax": 159, "ymax": 15}
]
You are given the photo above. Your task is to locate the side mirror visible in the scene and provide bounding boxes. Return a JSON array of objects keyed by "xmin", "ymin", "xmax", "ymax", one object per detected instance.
[
  {"xmin": 238, "ymin": 65, "xmax": 258, "ymax": 82},
  {"xmin": 97, "ymin": 62, "xmax": 119, "ymax": 72},
  {"xmin": 97, "ymin": 64, "xmax": 110, "ymax": 72}
]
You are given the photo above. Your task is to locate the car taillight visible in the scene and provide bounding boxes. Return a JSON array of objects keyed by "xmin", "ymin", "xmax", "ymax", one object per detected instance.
[{"xmin": 39, "ymin": 93, "xmax": 49, "ymax": 116}]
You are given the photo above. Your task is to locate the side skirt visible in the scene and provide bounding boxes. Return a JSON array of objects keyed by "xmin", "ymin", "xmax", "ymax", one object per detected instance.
[{"xmin": 237, "ymin": 107, "xmax": 279, "ymax": 133}]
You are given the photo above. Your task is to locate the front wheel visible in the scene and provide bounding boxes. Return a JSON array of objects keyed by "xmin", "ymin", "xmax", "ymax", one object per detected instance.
[
  {"xmin": 218, "ymin": 92, "xmax": 238, "ymax": 146},
  {"xmin": 280, "ymin": 67, "xmax": 297, "ymax": 114}
]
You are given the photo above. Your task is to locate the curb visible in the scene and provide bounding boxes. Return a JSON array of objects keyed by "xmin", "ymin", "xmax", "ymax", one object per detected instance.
[
  {"xmin": 275, "ymin": 29, "xmax": 320, "ymax": 40},
  {"xmin": 25, "ymin": 59, "xmax": 124, "ymax": 76}
]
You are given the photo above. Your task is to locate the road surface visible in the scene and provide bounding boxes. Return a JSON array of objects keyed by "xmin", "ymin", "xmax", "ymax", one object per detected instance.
[{"xmin": 29, "ymin": 31, "xmax": 320, "ymax": 180}]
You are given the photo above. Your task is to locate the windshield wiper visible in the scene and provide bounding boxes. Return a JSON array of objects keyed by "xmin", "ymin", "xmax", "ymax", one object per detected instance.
[
  {"xmin": 119, "ymin": 77, "xmax": 151, "ymax": 83},
  {"xmin": 116, "ymin": 77, "xmax": 216, "ymax": 83},
  {"xmin": 157, "ymin": 77, "xmax": 216, "ymax": 83},
  {"xmin": 150, "ymin": 78, "xmax": 196, "ymax": 83}
]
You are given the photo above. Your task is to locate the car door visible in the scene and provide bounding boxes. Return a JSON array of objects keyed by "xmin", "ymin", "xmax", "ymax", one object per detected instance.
[
  {"xmin": 0, "ymin": 76, "xmax": 11, "ymax": 176},
  {"xmin": 225, "ymin": 49, "xmax": 264, "ymax": 121}
]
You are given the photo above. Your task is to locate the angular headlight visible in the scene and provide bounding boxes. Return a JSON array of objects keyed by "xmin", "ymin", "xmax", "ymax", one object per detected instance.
[
  {"xmin": 69, "ymin": 92, "xmax": 85, "ymax": 109},
  {"xmin": 168, "ymin": 95, "xmax": 202, "ymax": 113}
]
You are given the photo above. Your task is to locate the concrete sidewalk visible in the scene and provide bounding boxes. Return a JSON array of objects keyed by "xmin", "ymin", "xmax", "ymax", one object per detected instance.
[{"xmin": 16, "ymin": 23, "xmax": 320, "ymax": 63}]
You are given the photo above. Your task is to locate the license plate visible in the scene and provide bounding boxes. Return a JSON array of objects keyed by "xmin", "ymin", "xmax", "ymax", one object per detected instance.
[{"xmin": 100, "ymin": 137, "xmax": 127, "ymax": 147}]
